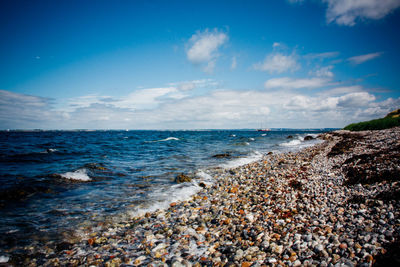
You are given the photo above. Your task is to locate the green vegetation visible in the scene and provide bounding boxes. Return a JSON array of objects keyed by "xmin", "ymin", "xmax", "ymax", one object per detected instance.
[{"xmin": 344, "ymin": 109, "xmax": 400, "ymax": 131}]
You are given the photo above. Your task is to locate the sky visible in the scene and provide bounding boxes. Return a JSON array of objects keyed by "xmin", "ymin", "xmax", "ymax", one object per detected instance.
[{"xmin": 1, "ymin": 0, "xmax": 400, "ymax": 129}]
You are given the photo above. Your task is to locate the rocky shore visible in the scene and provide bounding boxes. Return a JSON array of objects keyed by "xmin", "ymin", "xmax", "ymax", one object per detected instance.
[{"xmin": 4, "ymin": 128, "xmax": 400, "ymax": 266}]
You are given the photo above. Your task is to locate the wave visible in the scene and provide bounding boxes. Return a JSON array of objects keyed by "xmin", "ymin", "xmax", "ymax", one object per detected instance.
[
  {"xmin": 280, "ymin": 134, "xmax": 322, "ymax": 149},
  {"xmin": 280, "ymin": 139, "xmax": 302, "ymax": 147},
  {"xmin": 146, "ymin": 137, "xmax": 180, "ymax": 143},
  {"xmin": 159, "ymin": 137, "xmax": 179, "ymax": 141},
  {"xmin": 59, "ymin": 169, "xmax": 91, "ymax": 182},
  {"xmin": 220, "ymin": 151, "xmax": 263, "ymax": 169},
  {"xmin": 42, "ymin": 148, "xmax": 58, "ymax": 153}
]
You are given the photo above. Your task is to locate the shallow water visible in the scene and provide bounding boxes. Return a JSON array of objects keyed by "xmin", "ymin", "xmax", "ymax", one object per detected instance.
[{"xmin": 0, "ymin": 129, "xmax": 332, "ymax": 251}]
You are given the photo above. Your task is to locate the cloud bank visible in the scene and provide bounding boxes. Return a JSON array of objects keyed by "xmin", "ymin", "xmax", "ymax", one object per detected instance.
[{"xmin": 1, "ymin": 81, "xmax": 398, "ymax": 130}]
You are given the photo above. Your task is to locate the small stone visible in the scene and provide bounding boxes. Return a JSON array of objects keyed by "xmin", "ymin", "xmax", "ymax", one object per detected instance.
[
  {"xmin": 154, "ymin": 251, "xmax": 162, "ymax": 259},
  {"xmin": 241, "ymin": 262, "xmax": 252, "ymax": 267},
  {"xmin": 235, "ymin": 249, "xmax": 244, "ymax": 260},
  {"xmin": 339, "ymin": 243, "xmax": 347, "ymax": 250},
  {"xmin": 315, "ymin": 244, "xmax": 324, "ymax": 253},
  {"xmin": 172, "ymin": 261, "xmax": 184, "ymax": 267},
  {"xmin": 365, "ymin": 254, "xmax": 373, "ymax": 262},
  {"xmin": 274, "ymin": 245, "xmax": 283, "ymax": 254},
  {"xmin": 268, "ymin": 258, "xmax": 277, "ymax": 263},
  {"xmin": 293, "ymin": 260, "xmax": 301, "ymax": 267},
  {"xmin": 134, "ymin": 256, "xmax": 146, "ymax": 265},
  {"xmin": 332, "ymin": 254, "xmax": 340, "ymax": 263}
]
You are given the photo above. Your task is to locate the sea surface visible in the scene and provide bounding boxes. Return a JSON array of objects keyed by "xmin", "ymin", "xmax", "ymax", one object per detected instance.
[{"xmin": 0, "ymin": 129, "xmax": 332, "ymax": 251}]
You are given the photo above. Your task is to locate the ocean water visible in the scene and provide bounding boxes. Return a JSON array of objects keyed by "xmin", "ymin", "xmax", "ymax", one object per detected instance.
[{"xmin": 0, "ymin": 129, "xmax": 331, "ymax": 251}]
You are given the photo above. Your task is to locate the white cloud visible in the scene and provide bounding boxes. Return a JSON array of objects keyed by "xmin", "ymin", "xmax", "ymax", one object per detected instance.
[
  {"xmin": 169, "ymin": 79, "xmax": 219, "ymax": 91},
  {"xmin": 304, "ymin": 51, "xmax": 340, "ymax": 60},
  {"xmin": 324, "ymin": 0, "xmax": 400, "ymax": 26},
  {"xmin": 186, "ymin": 28, "xmax": 228, "ymax": 73},
  {"xmin": 320, "ymin": 85, "xmax": 363, "ymax": 96},
  {"xmin": 231, "ymin": 56, "xmax": 237, "ymax": 70},
  {"xmin": 178, "ymin": 82, "xmax": 196, "ymax": 91},
  {"xmin": 254, "ymin": 52, "xmax": 299, "ymax": 74},
  {"xmin": 284, "ymin": 92, "xmax": 376, "ymax": 114},
  {"xmin": 348, "ymin": 52, "xmax": 383, "ymax": 65},
  {"xmin": 264, "ymin": 77, "xmax": 330, "ymax": 89},
  {"xmin": 311, "ymin": 65, "xmax": 334, "ymax": 78},
  {"xmin": 337, "ymin": 92, "xmax": 376, "ymax": 107},
  {"xmin": 272, "ymin": 42, "xmax": 282, "ymax": 48}
]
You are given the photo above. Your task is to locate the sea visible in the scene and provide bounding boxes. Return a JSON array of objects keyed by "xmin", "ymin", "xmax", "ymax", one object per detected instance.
[{"xmin": 0, "ymin": 129, "xmax": 333, "ymax": 252}]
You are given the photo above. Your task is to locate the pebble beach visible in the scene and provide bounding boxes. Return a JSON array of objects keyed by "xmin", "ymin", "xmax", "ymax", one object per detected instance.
[{"xmin": 4, "ymin": 127, "xmax": 400, "ymax": 266}]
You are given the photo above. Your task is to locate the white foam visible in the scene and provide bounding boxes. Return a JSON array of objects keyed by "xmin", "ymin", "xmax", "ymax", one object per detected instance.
[
  {"xmin": 196, "ymin": 170, "xmax": 212, "ymax": 180},
  {"xmin": 280, "ymin": 139, "xmax": 302, "ymax": 147},
  {"xmin": 146, "ymin": 137, "xmax": 180, "ymax": 142},
  {"xmin": 60, "ymin": 169, "xmax": 91, "ymax": 181},
  {"xmin": 132, "ymin": 182, "xmax": 201, "ymax": 217},
  {"xmin": 249, "ymin": 138, "xmax": 255, "ymax": 141},
  {"xmin": 220, "ymin": 151, "xmax": 263, "ymax": 169},
  {"xmin": 128, "ymin": 170, "xmax": 215, "ymax": 218},
  {"xmin": 261, "ymin": 134, "xmax": 267, "ymax": 136},
  {"xmin": 40, "ymin": 148, "xmax": 58, "ymax": 153}
]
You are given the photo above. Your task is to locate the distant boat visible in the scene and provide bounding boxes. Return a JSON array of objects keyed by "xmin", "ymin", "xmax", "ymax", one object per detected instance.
[{"xmin": 257, "ymin": 128, "xmax": 271, "ymax": 132}]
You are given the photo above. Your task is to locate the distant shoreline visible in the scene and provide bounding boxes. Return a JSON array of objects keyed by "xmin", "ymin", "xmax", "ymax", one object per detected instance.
[{"xmin": 0, "ymin": 128, "xmax": 341, "ymax": 132}]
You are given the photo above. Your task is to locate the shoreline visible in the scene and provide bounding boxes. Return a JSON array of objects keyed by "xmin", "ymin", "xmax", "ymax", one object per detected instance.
[{"xmin": 3, "ymin": 128, "xmax": 400, "ymax": 266}]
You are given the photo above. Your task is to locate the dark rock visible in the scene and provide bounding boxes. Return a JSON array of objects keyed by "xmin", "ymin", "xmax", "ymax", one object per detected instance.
[
  {"xmin": 199, "ymin": 182, "xmax": 207, "ymax": 188},
  {"xmin": 175, "ymin": 174, "xmax": 191, "ymax": 183},
  {"xmin": 212, "ymin": 153, "xmax": 231, "ymax": 158},
  {"xmin": 56, "ymin": 241, "xmax": 73, "ymax": 252},
  {"xmin": 287, "ymin": 135, "xmax": 293, "ymax": 139},
  {"xmin": 267, "ymin": 152, "xmax": 273, "ymax": 155},
  {"xmin": 84, "ymin": 163, "xmax": 108, "ymax": 171},
  {"xmin": 289, "ymin": 179, "xmax": 302, "ymax": 190},
  {"xmin": 304, "ymin": 135, "xmax": 314, "ymax": 141}
]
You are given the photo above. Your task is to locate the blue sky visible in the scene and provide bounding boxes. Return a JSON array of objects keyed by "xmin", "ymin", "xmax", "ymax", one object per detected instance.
[{"xmin": 1, "ymin": 0, "xmax": 400, "ymax": 129}]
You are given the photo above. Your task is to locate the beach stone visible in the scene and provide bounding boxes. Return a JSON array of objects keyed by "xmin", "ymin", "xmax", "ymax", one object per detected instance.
[
  {"xmin": 314, "ymin": 244, "xmax": 324, "ymax": 253},
  {"xmin": 212, "ymin": 153, "xmax": 231, "ymax": 158},
  {"xmin": 175, "ymin": 174, "xmax": 191, "ymax": 183},
  {"xmin": 293, "ymin": 260, "xmax": 301, "ymax": 266},
  {"xmin": 172, "ymin": 261, "xmax": 184, "ymax": 267},
  {"xmin": 234, "ymin": 249, "xmax": 244, "ymax": 260}
]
